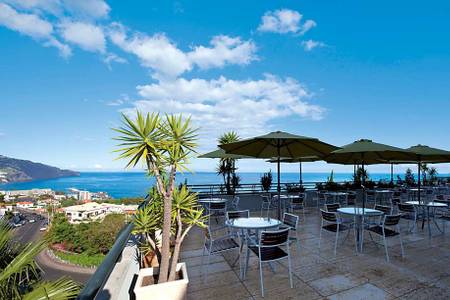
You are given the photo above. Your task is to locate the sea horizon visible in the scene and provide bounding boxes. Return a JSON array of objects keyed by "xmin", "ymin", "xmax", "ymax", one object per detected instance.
[{"xmin": 2, "ymin": 171, "xmax": 448, "ymax": 199}]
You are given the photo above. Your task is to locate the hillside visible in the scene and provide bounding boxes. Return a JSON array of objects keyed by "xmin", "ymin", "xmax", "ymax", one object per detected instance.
[{"xmin": 0, "ymin": 155, "xmax": 79, "ymax": 183}]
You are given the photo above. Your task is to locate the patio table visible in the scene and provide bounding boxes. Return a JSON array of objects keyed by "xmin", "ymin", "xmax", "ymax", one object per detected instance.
[
  {"xmin": 406, "ymin": 201, "xmax": 447, "ymax": 238},
  {"xmin": 337, "ymin": 207, "xmax": 383, "ymax": 252},
  {"xmin": 226, "ymin": 217, "xmax": 282, "ymax": 279}
]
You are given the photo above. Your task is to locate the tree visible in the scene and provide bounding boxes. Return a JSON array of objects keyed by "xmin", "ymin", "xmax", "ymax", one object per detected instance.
[
  {"xmin": 405, "ymin": 168, "xmax": 415, "ymax": 186},
  {"xmin": 353, "ymin": 166, "xmax": 369, "ymax": 184},
  {"xmin": 0, "ymin": 221, "xmax": 79, "ymax": 299},
  {"xmin": 420, "ymin": 163, "xmax": 429, "ymax": 184},
  {"xmin": 114, "ymin": 112, "xmax": 206, "ymax": 283},
  {"xmin": 216, "ymin": 131, "xmax": 240, "ymax": 194},
  {"xmin": 260, "ymin": 170, "xmax": 273, "ymax": 192},
  {"xmin": 428, "ymin": 167, "xmax": 438, "ymax": 184}
]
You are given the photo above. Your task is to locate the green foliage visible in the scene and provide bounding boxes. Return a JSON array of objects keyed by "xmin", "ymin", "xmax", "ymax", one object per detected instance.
[
  {"xmin": 60, "ymin": 198, "xmax": 78, "ymax": 207},
  {"xmin": 54, "ymin": 251, "xmax": 104, "ymax": 267},
  {"xmin": 428, "ymin": 167, "xmax": 438, "ymax": 184},
  {"xmin": 260, "ymin": 170, "xmax": 273, "ymax": 192},
  {"xmin": 405, "ymin": 168, "xmax": 415, "ymax": 186},
  {"xmin": 114, "ymin": 111, "xmax": 205, "ymax": 283},
  {"xmin": 217, "ymin": 131, "xmax": 240, "ymax": 195},
  {"xmin": 353, "ymin": 167, "xmax": 369, "ymax": 184},
  {"xmin": 48, "ymin": 213, "xmax": 125, "ymax": 255},
  {"xmin": 0, "ymin": 221, "xmax": 79, "ymax": 299}
]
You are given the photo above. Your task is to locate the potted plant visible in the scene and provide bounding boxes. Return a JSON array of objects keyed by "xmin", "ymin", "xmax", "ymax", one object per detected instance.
[
  {"xmin": 114, "ymin": 112, "xmax": 206, "ymax": 300},
  {"xmin": 260, "ymin": 170, "xmax": 273, "ymax": 192}
]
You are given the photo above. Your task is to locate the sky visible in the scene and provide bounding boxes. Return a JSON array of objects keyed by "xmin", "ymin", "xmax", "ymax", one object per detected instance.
[{"xmin": 1, "ymin": 0, "xmax": 450, "ymax": 174}]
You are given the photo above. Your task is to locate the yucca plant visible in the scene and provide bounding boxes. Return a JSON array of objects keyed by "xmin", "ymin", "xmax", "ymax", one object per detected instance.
[
  {"xmin": 0, "ymin": 221, "xmax": 80, "ymax": 299},
  {"xmin": 216, "ymin": 131, "xmax": 240, "ymax": 194},
  {"xmin": 114, "ymin": 111, "xmax": 205, "ymax": 283}
]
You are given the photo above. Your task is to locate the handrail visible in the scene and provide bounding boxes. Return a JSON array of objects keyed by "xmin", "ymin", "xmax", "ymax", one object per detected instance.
[{"xmin": 77, "ymin": 197, "xmax": 148, "ymax": 299}]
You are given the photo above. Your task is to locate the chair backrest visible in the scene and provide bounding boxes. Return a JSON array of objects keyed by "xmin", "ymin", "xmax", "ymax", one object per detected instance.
[
  {"xmin": 326, "ymin": 203, "xmax": 340, "ymax": 212},
  {"xmin": 226, "ymin": 210, "xmax": 249, "ymax": 220},
  {"xmin": 283, "ymin": 213, "xmax": 299, "ymax": 228},
  {"xmin": 393, "ymin": 191, "xmax": 401, "ymax": 198},
  {"xmin": 261, "ymin": 195, "xmax": 270, "ymax": 203},
  {"xmin": 259, "ymin": 228, "xmax": 290, "ymax": 247},
  {"xmin": 231, "ymin": 196, "xmax": 240, "ymax": 206},
  {"xmin": 366, "ymin": 190, "xmax": 375, "ymax": 196},
  {"xmin": 383, "ymin": 214, "xmax": 401, "ymax": 226},
  {"xmin": 318, "ymin": 191, "xmax": 326, "ymax": 200},
  {"xmin": 291, "ymin": 195, "xmax": 304, "ymax": 205},
  {"xmin": 374, "ymin": 204, "xmax": 391, "ymax": 215},
  {"xmin": 320, "ymin": 209, "xmax": 337, "ymax": 222},
  {"xmin": 209, "ymin": 202, "xmax": 226, "ymax": 210},
  {"xmin": 398, "ymin": 203, "xmax": 415, "ymax": 213},
  {"xmin": 426, "ymin": 189, "xmax": 434, "ymax": 195}
]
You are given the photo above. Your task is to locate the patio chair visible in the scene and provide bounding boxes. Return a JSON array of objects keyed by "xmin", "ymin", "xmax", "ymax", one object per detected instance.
[
  {"xmin": 319, "ymin": 209, "xmax": 354, "ymax": 255},
  {"xmin": 207, "ymin": 202, "xmax": 227, "ymax": 225},
  {"xmin": 226, "ymin": 209, "xmax": 250, "ymax": 220},
  {"xmin": 366, "ymin": 214, "xmax": 404, "ymax": 262},
  {"xmin": 364, "ymin": 204, "xmax": 391, "ymax": 228},
  {"xmin": 279, "ymin": 213, "xmax": 300, "ymax": 253},
  {"xmin": 325, "ymin": 193, "xmax": 336, "ymax": 205},
  {"xmin": 246, "ymin": 228, "xmax": 293, "ymax": 297},
  {"xmin": 346, "ymin": 191, "xmax": 357, "ymax": 206},
  {"xmin": 201, "ymin": 224, "xmax": 240, "ymax": 281},
  {"xmin": 229, "ymin": 196, "xmax": 240, "ymax": 210},
  {"xmin": 260, "ymin": 195, "xmax": 271, "ymax": 217},
  {"xmin": 398, "ymin": 203, "xmax": 417, "ymax": 232},
  {"xmin": 366, "ymin": 190, "xmax": 376, "ymax": 205},
  {"xmin": 391, "ymin": 191, "xmax": 402, "ymax": 212},
  {"xmin": 325, "ymin": 203, "xmax": 340, "ymax": 212},
  {"xmin": 287, "ymin": 194, "xmax": 305, "ymax": 219},
  {"xmin": 312, "ymin": 190, "xmax": 326, "ymax": 208}
]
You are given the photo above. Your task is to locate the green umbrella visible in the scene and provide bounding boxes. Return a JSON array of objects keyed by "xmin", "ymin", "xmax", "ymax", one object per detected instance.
[
  {"xmin": 219, "ymin": 131, "xmax": 338, "ymax": 219},
  {"xmin": 267, "ymin": 156, "xmax": 321, "ymax": 184},
  {"xmin": 404, "ymin": 145, "xmax": 450, "ymax": 204},
  {"xmin": 324, "ymin": 139, "xmax": 416, "ymax": 210},
  {"xmin": 198, "ymin": 148, "xmax": 249, "ymax": 159}
]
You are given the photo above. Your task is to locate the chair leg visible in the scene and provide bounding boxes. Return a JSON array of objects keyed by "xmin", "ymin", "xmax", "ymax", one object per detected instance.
[
  {"xmin": 259, "ymin": 260, "xmax": 265, "ymax": 298},
  {"xmin": 205, "ymin": 251, "xmax": 211, "ymax": 282},
  {"xmin": 398, "ymin": 225, "xmax": 405, "ymax": 258},
  {"xmin": 287, "ymin": 248, "xmax": 293, "ymax": 289},
  {"xmin": 296, "ymin": 231, "xmax": 300, "ymax": 254},
  {"xmin": 318, "ymin": 221, "xmax": 323, "ymax": 252},
  {"xmin": 382, "ymin": 232, "xmax": 389, "ymax": 262},
  {"xmin": 334, "ymin": 225, "xmax": 339, "ymax": 256}
]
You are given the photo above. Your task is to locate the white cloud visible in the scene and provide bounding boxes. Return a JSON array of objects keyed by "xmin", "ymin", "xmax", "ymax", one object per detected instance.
[
  {"xmin": 188, "ymin": 35, "xmax": 257, "ymax": 69},
  {"xmin": 0, "ymin": 3, "xmax": 53, "ymax": 38},
  {"xmin": 94, "ymin": 163, "xmax": 103, "ymax": 169},
  {"xmin": 108, "ymin": 23, "xmax": 257, "ymax": 78},
  {"xmin": 257, "ymin": 9, "xmax": 316, "ymax": 35},
  {"xmin": 60, "ymin": 21, "xmax": 105, "ymax": 53},
  {"xmin": 62, "ymin": 0, "xmax": 110, "ymax": 19},
  {"xmin": 301, "ymin": 39, "xmax": 325, "ymax": 51},
  {"xmin": 127, "ymin": 75, "xmax": 325, "ymax": 147},
  {"xmin": 0, "ymin": 3, "xmax": 71, "ymax": 56}
]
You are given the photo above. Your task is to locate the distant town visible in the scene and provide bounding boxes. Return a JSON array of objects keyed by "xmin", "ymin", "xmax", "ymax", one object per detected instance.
[{"xmin": 0, "ymin": 187, "xmax": 139, "ymax": 225}]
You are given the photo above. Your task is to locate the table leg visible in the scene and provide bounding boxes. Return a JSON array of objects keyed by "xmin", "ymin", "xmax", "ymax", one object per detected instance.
[{"xmin": 355, "ymin": 215, "xmax": 363, "ymax": 252}]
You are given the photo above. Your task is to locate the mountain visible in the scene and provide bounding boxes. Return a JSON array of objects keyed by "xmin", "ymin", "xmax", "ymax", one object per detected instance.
[{"xmin": 0, "ymin": 155, "xmax": 79, "ymax": 184}]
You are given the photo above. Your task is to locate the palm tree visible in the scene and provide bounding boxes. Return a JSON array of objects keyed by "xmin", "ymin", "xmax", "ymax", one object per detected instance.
[
  {"xmin": 114, "ymin": 112, "xmax": 204, "ymax": 283},
  {"xmin": 217, "ymin": 131, "xmax": 240, "ymax": 194},
  {"xmin": 0, "ymin": 221, "xmax": 79, "ymax": 299},
  {"xmin": 420, "ymin": 163, "xmax": 429, "ymax": 184}
]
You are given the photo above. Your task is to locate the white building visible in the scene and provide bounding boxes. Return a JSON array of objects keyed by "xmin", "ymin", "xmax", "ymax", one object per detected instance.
[
  {"xmin": 63, "ymin": 202, "xmax": 137, "ymax": 223},
  {"xmin": 16, "ymin": 201, "xmax": 34, "ymax": 209},
  {"xmin": 78, "ymin": 191, "xmax": 91, "ymax": 201}
]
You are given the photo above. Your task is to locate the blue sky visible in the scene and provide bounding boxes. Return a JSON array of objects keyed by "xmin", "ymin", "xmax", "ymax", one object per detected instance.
[{"xmin": 1, "ymin": 0, "xmax": 450, "ymax": 174}]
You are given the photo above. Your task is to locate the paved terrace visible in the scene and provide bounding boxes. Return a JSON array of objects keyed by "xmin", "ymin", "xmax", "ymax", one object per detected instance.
[{"xmin": 181, "ymin": 205, "xmax": 450, "ymax": 300}]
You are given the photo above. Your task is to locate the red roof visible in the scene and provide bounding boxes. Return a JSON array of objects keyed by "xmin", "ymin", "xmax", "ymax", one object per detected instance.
[{"xmin": 17, "ymin": 201, "xmax": 33, "ymax": 205}]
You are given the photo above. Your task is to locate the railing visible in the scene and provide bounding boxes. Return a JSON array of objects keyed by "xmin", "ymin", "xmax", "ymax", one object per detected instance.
[{"xmin": 77, "ymin": 197, "xmax": 148, "ymax": 300}]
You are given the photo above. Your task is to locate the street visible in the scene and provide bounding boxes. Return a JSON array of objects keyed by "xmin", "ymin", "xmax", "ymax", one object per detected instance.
[{"xmin": 12, "ymin": 209, "xmax": 95, "ymax": 284}]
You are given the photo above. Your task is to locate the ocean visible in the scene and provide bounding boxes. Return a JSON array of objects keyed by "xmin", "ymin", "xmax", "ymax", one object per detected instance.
[{"xmin": 0, "ymin": 171, "xmax": 413, "ymax": 199}]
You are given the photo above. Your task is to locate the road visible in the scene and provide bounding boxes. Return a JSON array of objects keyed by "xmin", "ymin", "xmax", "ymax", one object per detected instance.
[{"xmin": 12, "ymin": 209, "xmax": 95, "ymax": 284}]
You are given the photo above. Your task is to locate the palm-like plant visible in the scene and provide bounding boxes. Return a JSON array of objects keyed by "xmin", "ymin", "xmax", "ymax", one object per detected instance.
[
  {"xmin": 216, "ymin": 131, "xmax": 240, "ymax": 194},
  {"xmin": 114, "ymin": 111, "xmax": 204, "ymax": 283},
  {"xmin": 0, "ymin": 221, "xmax": 79, "ymax": 299},
  {"xmin": 420, "ymin": 163, "xmax": 429, "ymax": 184}
]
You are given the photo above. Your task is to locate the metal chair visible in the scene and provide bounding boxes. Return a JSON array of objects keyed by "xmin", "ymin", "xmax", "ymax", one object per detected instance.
[
  {"xmin": 346, "ymin": 191, "xmax": 357, "ymax": 206},
  {"xmin": 287, "ymin": 194, "xmax": 305, "ymax": 219},
  {"xmin": 229, "ymin": 196, "xmax": 240, "ymax": 210},
  {"xmin": 319, "ymin": 209, "xmax": 354, "ymax": 255},
  {"xmin": 366, "ymin": 214, "xmax": 404, "ymax": 262},
  {"xmin": 207, "ymin": 202, "xmax": 227, "ymax": 225},
  {"xmin": 201, "ymin": 225, "xmax": 239, "ymax": 281},
  {"xmin": 246, "ymin": 228, "xmax": 293, "ymax": 297},
  {"xmin": 260, "ymin": 195, "xmax": 271, "ymax": 217},
  {"xmin": 325, "ymin": 203, "xmax": 340, "ymax": 212},
  {"xmin": 398, "ymin": 203, "xmax": 418, "ymax": 232},
  {"xmin": 226, "ymin": 209, "xmax": 250, "ymax": 220},
  {"xmin": 279, "ymin": 213, "xmax": 300, "ymax": 253}
]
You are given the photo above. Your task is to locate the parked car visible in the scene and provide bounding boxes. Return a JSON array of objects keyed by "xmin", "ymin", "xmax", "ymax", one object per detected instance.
[{"xmin": 29, "ymin": 219, "xmax": 36, "ymax": 223}]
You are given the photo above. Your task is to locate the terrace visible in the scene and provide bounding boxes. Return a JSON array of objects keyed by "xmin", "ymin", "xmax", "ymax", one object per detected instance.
[{"xmin": 79, "ymin": 187, "xmax": 450, "ymax": 300}]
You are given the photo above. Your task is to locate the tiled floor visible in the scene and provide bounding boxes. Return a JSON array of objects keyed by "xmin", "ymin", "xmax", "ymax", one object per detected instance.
[{"xmin": 181, "ymin": 208, "xmax": 450, "ymax": 299}]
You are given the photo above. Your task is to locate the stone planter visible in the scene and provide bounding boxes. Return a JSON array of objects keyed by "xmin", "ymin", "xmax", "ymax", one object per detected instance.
[{"xmin": 134, "ymin": 262, "xmax": 188, "ymax": 300}]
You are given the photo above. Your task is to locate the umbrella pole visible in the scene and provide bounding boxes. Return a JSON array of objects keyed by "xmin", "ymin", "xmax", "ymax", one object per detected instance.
[
  {"xmin": 418, "ymin": 162, "xmax": 421, "ymax": 204},
  {"xmin": 362, "ymin": 159, "xmax": 366, "ymax": 212},
  {"xmin": 390, "ymin": 163, "xmax": 394, "ymax": 183},
  {"xmin": 299, "ymin": 161, "xmax": 303, "ymax": 185},
  {"xmin": 277, "ymin": 144, "xmax": 281, "ymax": 220}
]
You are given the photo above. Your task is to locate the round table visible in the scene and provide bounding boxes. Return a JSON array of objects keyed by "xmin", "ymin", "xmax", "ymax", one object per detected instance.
[
  {"xmin": 226, "ymin": 217, "xmax": 282, "ymax": 278},
  {"xmin": 198, "ymin": 197, "xmax": 227, "ymax": 204},
  {"xmin": 337, "ymin": 207, "xmax": 383, "ymax": 252},
  {"xmin": 406, "ymin": 201, "xmax": 447, "ymax": 238}
]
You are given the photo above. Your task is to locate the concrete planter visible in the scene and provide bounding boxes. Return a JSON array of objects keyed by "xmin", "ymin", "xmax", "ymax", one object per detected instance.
[{"xmin": 134, "ymin": 262, "xmax": 188, "ymax": 300}]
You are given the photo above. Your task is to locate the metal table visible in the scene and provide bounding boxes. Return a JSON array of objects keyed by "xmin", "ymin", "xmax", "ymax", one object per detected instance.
[
  {"xmin": 226, "ymin": 217, "xmax": 282, "ymax": 278},
  {"xmin": 337, "ymin": 207, "xmax": 383, "ymax": 252},
  {"xmin": 405, "ymin": 201, "xmax": 447, "ymax": 238}
]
